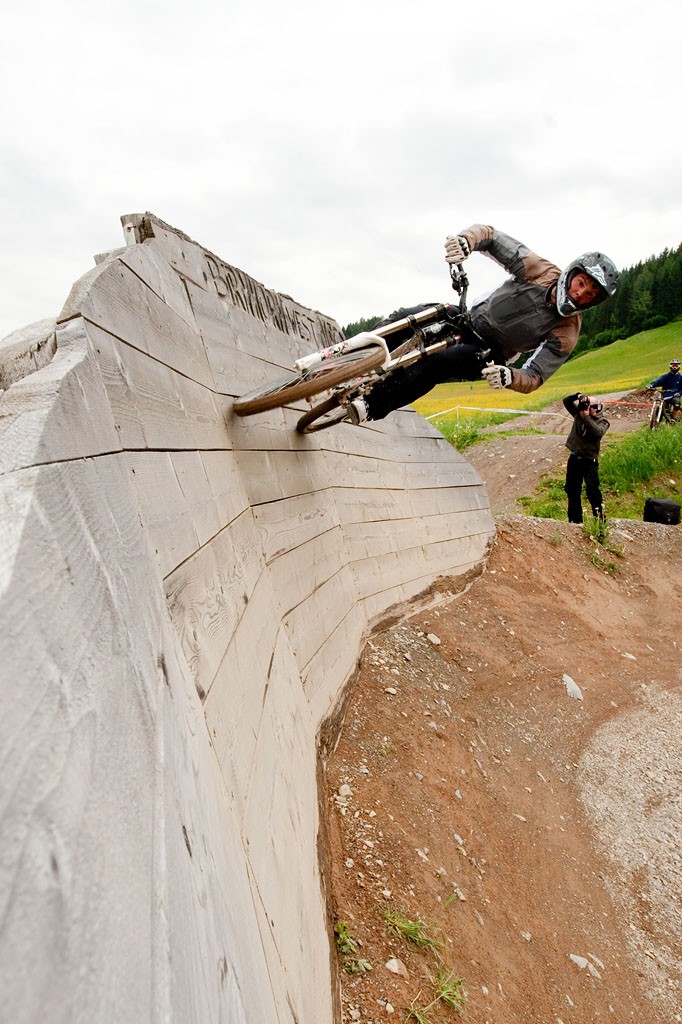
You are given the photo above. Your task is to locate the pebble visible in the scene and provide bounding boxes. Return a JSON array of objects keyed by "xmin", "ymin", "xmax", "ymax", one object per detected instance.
[
  {"xmin": 562, "ymin": 674, "xmax": 583, "ymax": 701},
  {"xmin": 385, "ymin": 957, "xmax": 408, "ymax": 977}
]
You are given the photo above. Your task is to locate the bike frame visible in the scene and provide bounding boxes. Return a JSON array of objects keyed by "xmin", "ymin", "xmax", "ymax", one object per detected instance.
[
  {"xmin": 234, "ymin": 263, "xmax": 480, "ymax": 423},
  {"xmin": 294, "ymin": 332, "xmax": 390, "ymax": 373}
]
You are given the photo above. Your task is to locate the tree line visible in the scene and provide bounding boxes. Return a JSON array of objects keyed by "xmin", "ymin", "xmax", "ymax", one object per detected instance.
[
  {"xmin": 576, "ymin": 241, "xmax": 682, "ymax": 356},
  {"xmin": 343, "ymin": 242, "xmax": 682, "ymax": 353}
]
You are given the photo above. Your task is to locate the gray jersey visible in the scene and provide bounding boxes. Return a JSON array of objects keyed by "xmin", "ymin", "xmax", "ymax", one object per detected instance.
[{"xmin": 461, "ymin": 225, "xmax": 582, "ymax": 394}]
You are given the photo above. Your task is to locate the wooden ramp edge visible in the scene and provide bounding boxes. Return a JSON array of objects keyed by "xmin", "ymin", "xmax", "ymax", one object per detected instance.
[{"xmin": 0, "ymin": 212, "xmax": 495, "ymax": 1024}]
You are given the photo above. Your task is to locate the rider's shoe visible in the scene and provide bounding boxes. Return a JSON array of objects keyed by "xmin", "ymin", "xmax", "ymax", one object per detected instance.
[{"xmin": 347, "ymin": 398, "xmax": 369, "ymax": 425}]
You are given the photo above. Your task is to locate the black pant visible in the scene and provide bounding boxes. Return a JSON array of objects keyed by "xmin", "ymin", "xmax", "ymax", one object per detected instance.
[
  {"xmin": 365, "ymin": 303, "xmax": 497, "ymax": 420},
  {"xmin": 564, "ymin": 453, "xmax": 604, "ymax": 523}
]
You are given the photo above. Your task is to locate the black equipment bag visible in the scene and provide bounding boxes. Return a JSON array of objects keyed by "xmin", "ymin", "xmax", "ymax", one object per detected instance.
[{"xmin": 643, "ymin": 497, "xmax": 681, "ymax": 524}]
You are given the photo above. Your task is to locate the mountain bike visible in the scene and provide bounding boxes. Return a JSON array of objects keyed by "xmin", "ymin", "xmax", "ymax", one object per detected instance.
[
  {"xmin": 647, "ymin": 387, "xmax": 680, "ymax": 429},
  {"xmin": 233, "ymin": 265, "xmax": 486, "ymax": 431}
]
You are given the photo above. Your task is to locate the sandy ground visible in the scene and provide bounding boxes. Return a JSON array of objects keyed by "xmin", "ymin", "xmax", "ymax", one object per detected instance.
[{"xmin": 323, "ymin": 393, "xmax": 681, "ymax": 1024}]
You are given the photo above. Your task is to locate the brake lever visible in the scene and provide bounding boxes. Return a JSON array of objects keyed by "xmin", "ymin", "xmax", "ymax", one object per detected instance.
[{"xmin": 450, "ymin": 264, "xmax": 469, "ymax": 311}]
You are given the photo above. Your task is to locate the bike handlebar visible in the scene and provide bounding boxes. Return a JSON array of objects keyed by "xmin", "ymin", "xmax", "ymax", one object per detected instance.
[{"xmin": 449, "ymin": 264, "xmax": 469, "ymax": 310}]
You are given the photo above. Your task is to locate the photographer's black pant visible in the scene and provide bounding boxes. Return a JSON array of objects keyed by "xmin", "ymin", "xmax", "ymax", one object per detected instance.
[
  {"xmin": 364, "ymin": 303, "xmax": 499, "ymax": 421},
  {"xmin": 564, "ymin": 453, "xmax": 604, "ymax": 523}
]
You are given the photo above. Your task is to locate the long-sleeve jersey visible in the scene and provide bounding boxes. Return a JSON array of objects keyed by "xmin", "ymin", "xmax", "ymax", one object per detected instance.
[
  {"xmin": 649, "ymin": 370, "xmax": 682, "ymax": 398},
  {"xmin": 459, "ymin": 225, "xmax": 582, "ymax": 394},
  {"xmin": 562, "ymin": 393, "xmax": 610, "ymax": 458}
]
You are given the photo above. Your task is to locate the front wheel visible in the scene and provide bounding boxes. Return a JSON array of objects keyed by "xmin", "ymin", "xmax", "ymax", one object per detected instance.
[
  {"xmin": 649, "ymin": 400, "xmax": 661, "ymax": 429},
  {"xmin": 233, "ymin": 346, "xmax": 385, "ymax": 417},
  {"xmin": 296, "ymin": 394, "xmax": 349, "ymax": 433}
]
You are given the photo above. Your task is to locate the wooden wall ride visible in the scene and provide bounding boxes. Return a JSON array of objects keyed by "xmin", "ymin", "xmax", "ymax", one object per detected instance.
[{"xmin": 0, "ymin": 213, "xmax": 494, "ymax": 1023}]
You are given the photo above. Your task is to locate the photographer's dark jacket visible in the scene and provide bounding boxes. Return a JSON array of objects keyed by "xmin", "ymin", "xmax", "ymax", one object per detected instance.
[{"xmin": 563, "ymin": 393, "xmax": 610, "ymax": 459}]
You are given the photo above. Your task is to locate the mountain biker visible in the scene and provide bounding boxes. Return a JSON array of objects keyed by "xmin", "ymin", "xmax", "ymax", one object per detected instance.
[
  {"xmin": 349, "ymin": 225, "xmax": 619, "ymax": 423},
  {"xmin": 647, "ymin": 359, "xmax": 682, "ymax": 419},
  {"xmin": 562, "ymin": 392, "xmax": 610, "ymax": 523}
]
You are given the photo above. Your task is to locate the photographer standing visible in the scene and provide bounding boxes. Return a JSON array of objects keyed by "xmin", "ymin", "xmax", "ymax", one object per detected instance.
[{"xmin": 562, "ymin": 392, "xmax": 610, "ymax": 523}]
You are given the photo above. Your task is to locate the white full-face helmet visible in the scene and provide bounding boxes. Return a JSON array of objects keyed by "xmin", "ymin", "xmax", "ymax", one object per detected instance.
[{"xmin": 555, "ymin": 252, "xmax": 619, "ymax": 317}]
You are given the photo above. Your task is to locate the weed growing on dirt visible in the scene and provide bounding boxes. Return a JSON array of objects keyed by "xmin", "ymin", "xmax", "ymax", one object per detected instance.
[
  {"xmin": 334, "ymin": 920, "xmax": 372, "ymax": 975},
  {"xmin": 432, "ymin": 964, "xmax": 467, "ymax": 1010},
  {"xmin": 382, "ymin": 908, "xmax": 441, "ymax": 951},
  {"xmin": 334, "ymin": 920, "xmax": 358, "ymax": 954},
  {"xmin": 376, "ymin": 735, "xmax": 396, "ymax": 758},
  {"xmin": 582, "ymin": 519, "xmax": 624, "ymax": 575},
  {"xmin": 343, "ymin": 957, "xmax": 372, "ymax": 975},
  {"xmin": 404, "ymin": 965, "xmax": 467, "ymax": 1022}
]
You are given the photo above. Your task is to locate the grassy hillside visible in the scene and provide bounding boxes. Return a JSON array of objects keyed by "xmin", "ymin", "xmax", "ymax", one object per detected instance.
[{"xmin": 413, "ymin": 320, "xmax": 682, "ymax": 421}]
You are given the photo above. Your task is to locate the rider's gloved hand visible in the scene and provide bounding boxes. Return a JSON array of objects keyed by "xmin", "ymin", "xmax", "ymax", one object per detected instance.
[
  {"xmin": 444, "ymin": 235, "xmax": 470, "ymax": 265},
  {"xmin": 482, "ymin": 364, "xmax": 513, "ymax": 389}
]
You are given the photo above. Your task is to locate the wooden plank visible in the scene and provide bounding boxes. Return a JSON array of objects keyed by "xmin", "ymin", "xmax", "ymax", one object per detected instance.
[
  {"xmin": 290, "ymin": 410, "xmax": 472, "ymax": 465},
  {"xmin": 0, "ymin": 458, "xmax": 164, "ymax": 1022},
  {"xmin": 252, "ymin": 489, "xmax": 341, "ymax": 561},
  {"xmin": 78, "ymin": 259, "xmax": 216, "ymax": 390},
  {"xmin": 241, "ymin": 652, "xmax": 333, "ymax": 1024},
  {"xmin": 233, "ymin": 447, "xmax": 482, "ymax": 510},
  {"xmin": 164, "ymin": 510, "xmax": 265, "ymax": 701},
  {"xmin": 282, "ymin": 565, "xmax": 358, "ymax": 672},
  {"xmin": 0, "ymin": 318, "xmax": 120, "ymax": 475},
  {"xmin": 332, "ymin": 483, "xmax": 490, "ymax": 524},
  {"xmin": 0, "ymin": 317, "xmax": 57, "ymax": 389},
  {"xmin": 118, "ymin": 244, "xmax": 198, "ymax": 331},
  {"xmin": 234, "ymin": 449, "xmax": 329, "ymax": 506},
  {"xmin": 184, "ymin": 278, "xmax": 325, "ymax": 396},
  {"xmin": 305, "ymin": 601, "xmax": 367, "ymax": 725},
  {"xmin": 341, "ymin": 507, "xmax": 493, "ymax": 563},
  {"xmin": 267, "ymin": 526, "xmax": 349, "ymax": 618},
  {"xmin": 122, "ymin": 450, "xmax": 251, "ymax": 579},
  {"xmin": 159, "ymin": 621, "xmax": 283, "ymax": 1024},
  {"xmin": 86, "ymin": 323, "xmax": 228, "ymax": 451},
  {"xmin": 202, "ymin": 573, "xmax": 302, "ymax": 805},
  {"xmin": 351, "ymin": 531, "xmax": 493, "ymax": 604}
]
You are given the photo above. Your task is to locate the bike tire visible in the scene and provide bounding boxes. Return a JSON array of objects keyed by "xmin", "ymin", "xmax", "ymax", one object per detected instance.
[
  {"xmin": 296, "ymin": 394, "xmax": 349, "ymax": 433},
  {"xmin": 233, "ymin": 345, "xmax": 385, "ymax": 417},
  {"xmin": 649, "ymin": 402, "xmax": 661, "ymax": 429}
]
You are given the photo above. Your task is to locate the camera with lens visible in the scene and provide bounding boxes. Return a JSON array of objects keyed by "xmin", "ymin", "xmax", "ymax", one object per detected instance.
[{"xmin": 578, "ymin": 395, "xmax": 590, "ymax": 410}]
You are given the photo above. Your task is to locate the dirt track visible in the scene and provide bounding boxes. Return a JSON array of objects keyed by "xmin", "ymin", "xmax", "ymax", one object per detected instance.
[{"xmin": 324, "ymin": 398, "xmax": 681, "ymax": 1024}]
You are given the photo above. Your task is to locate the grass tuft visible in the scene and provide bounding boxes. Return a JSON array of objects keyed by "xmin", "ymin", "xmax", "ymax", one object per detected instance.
[{"xmin": 382, "ymin": 907, "xmax": 441, "ymax": 951}]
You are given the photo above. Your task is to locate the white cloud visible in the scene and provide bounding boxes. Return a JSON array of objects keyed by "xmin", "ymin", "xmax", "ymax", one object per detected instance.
[{"xmin": 1, "ymin": 0, "xmax": 680, "ymax": 338}]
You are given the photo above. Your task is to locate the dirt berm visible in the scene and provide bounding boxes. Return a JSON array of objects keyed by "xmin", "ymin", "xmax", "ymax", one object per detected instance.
[{"xmin": 324, "ymin": 424, "xmax": 681, "ymax": 1024}]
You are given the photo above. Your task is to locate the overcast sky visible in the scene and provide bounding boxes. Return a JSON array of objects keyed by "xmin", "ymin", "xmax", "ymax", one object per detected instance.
[{"xmin": 1, "ymin": 0, "xmax": 680, "ymax": 340}]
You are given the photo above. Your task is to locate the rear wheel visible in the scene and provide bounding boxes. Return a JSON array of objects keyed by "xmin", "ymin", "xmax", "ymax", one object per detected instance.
[
  {"xmin": 296, "ymin": 395, "xmax": 350, "ymax": 433},
  {"xmin": 233, "ymin": 346, "xmax": 385, "ymax": 417}
]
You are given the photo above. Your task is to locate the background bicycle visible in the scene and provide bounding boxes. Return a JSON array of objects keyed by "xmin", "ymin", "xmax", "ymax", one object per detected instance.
[{"xmin": 647, "ymin": 386, "xmax": 681, "ymax": 429}]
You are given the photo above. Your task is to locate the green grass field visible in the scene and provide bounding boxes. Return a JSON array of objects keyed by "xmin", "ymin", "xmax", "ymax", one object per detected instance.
[
  {"xmin": 412, "ymin": 319, "xmax": 682, "ymax": 422},
  {"xmin": 413, "ymin": 319, "xmax": 682, "ymax": 521}
]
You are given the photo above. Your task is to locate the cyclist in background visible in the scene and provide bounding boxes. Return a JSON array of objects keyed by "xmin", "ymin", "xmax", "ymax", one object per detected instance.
[
  {"xmin": 647, "ymin": 358, "xmax": 682, "ymax": 420},
  {"xmin": 349, "ymin": 225, "xmax": 619, "ymax": 424}
]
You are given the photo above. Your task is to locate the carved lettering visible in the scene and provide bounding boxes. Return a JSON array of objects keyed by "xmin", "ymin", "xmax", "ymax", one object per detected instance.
[{"xmin": 204, "ymin": 254, "xmax": 340, "ymax": 347}]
